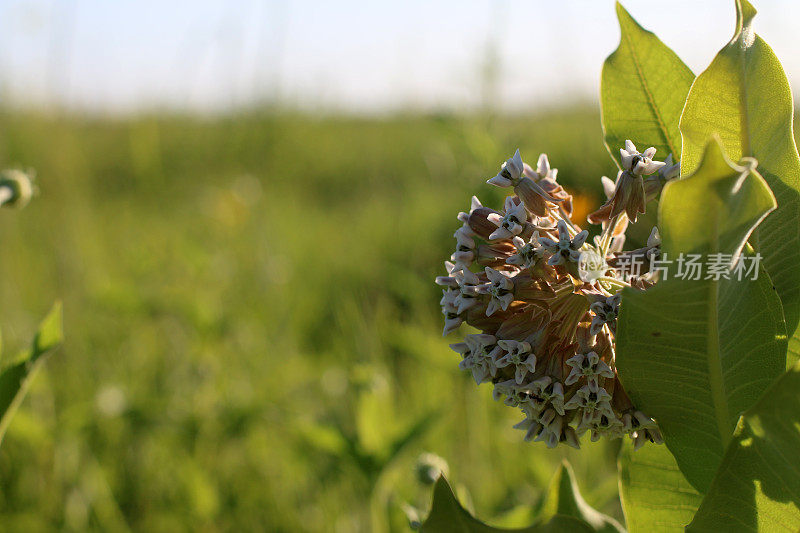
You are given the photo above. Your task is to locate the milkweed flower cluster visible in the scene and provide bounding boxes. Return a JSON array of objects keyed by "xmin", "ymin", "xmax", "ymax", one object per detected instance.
[{"xmin": 436, "ymin": 143, "xmax": 676, "ymax": 449}]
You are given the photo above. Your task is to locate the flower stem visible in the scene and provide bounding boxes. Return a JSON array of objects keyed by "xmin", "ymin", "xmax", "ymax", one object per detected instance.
[{"xmin": 598, "ymin": 214, "xmax": 623, "ymax": 257}]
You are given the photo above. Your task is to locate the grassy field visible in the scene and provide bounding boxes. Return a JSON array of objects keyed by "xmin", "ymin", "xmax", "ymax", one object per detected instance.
[{"xmin": 0, "ymin": 107, "xmax": 739, "ymax": 531}]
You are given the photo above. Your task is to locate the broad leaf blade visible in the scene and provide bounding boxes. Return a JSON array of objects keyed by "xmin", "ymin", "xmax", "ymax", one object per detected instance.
[
  {"xmin": 0, "ymin": 302, "xmax": 63, "ymax": 445},
  {"xmin": 616, "ymin": 139, "xmax": 786, "ymax": 492},
  {"xmin": 420, "ymin": 477, "xmax": 593, "ymax": 533},
  {"xmin": 687, "ymin": 360, "xmax": 800, "ymax": 531},
  {"xmin": 618, "ymin": 441, "xmax": 702, "ymax": 532},
  {"xmin": 680, "ymin": 0, "xmax": 800, "ymax": 339},
  {"xmin": 537, "ymin": 461, "xmax": 624, "ymax": 533},
  {"xmin": 601, "ymin": 2, "xmax": 694, "ymax": 166}
]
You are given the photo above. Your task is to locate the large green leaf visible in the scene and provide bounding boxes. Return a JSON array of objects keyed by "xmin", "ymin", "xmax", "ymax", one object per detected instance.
[
  {"xmin": 680, "ymin": 0, "xmax": 800, "ymax": 341},
  {"xmin": 601, "ymin": 2, "xmax": 694, "ymax": 166},
  {"xmin": 615, "ymin": 139, "xmax": 786, "ymax": 492},
  {"xmin": 537, "ymin": 462, "xmax": 624, "ymax": 533},
  {"xmin": 618, "ymin": 441, "xmax": 702, "ymax": 532},
  {"xmin": 687, "ymin": 360, "xmax": 800, "ymax": 531},
  {"xmin": 420, "ymin": 476, "xmax": 593, "ymax": 533},
  {"xmin": 0, "ymin": 302, "xmax": 63, "ymax": 445}
]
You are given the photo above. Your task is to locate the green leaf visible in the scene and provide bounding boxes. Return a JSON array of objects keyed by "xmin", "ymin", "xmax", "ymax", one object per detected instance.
[
  {"xmin": 601, "ymin": 2, "xmax": 694, "ymax": 166},
  {"xmin": 0, "ymin": 302, "xmax": 63, "ymax": 445},
  {"xmin": 788, "ymin": 333, "xmax": 800, "ymax": 369},
  {"xmin": 687, "ymin": 359, "xmax": 800, "ymax": 531},
  {"xmin": 537, "ymin": 461, "xmax": 624, "ymax": 533},
  {"xmin": 618, "ymin": 441, "xmax": 702, "ymax": 532},
  {"xmin": 680, "ymin": 0, "xmax": 800, "ymax": 340},
  {"xmin": 420, "ymin": 476, "xmax": 594, "ymax": 533},
  {"xmin": 616, "ymin": 139, "xmax": 786, "ymax": 492}
]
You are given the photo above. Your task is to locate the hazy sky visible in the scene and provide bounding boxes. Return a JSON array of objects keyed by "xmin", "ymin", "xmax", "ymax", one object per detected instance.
[{"xmin": 0, "ymin": 0, "xmax": 798, "ymax": 113}]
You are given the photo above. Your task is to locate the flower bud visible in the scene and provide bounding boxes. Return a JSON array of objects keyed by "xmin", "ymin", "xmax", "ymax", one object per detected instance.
[
  {"xmin": 468, "ymin": 207, "xmax": 503, "ymax": 240},
  {"xmin": 515, "ymin": 176, "xmax": 559, "ymax": 217},
  {"xmin": 415, "ymin": 452, "xmax": 450, "ymax": 485},
  {"xmin": 0, "ymin": 169, "xmax": 34, "ymax": 209}
]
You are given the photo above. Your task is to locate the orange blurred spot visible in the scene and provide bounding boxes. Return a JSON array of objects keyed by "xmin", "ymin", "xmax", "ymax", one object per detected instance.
[{"xmin": 570, "ymin": 192, "xmax": 599, "ymax": 227}]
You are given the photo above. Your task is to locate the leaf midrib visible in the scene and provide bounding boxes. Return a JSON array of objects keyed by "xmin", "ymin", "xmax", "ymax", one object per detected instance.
[
  {"xmin": 621, "ymin": 24, "xmax": 678, "ymax": 158},
  {"xmin": 706, "ymin": 278, "xmax": 731, "ymax": 452},
  {"xmin": 735, "ymin": 32, "xmax": 752, "ymax": 159},
  {"xmin": 706, "ymin": 217, "xmax": 732, "ymax": 453}
]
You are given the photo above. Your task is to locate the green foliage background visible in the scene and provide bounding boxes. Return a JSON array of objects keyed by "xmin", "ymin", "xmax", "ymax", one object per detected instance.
[
  {"xmin": 0, "ymin": 107, "xmax": 797, "ymax": 530},
  {"xmin": 0, "ymin": 109, "xmax": 618, "ymax": 531}
]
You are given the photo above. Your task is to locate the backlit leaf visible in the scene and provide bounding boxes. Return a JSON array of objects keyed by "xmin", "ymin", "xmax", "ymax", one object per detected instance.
[
  {"xmin": 687, "ymin": 360, "xmax": 800, "ymax": 531},
  {"xmin": 615, "ymin": 139, "xmax": 786, "ymax": 492},
  {"xmin": 618, "ymin": 441, "xmax": 702, "ymax": 532},
  {"xmin": 0, "ymin": 302, "xmax": 63, "ymax": 445},
  {"xmin": 601, "ymin": 2, "xmax": 694, "ymax": 167},
  {"xmin": 680, "ymin": 0, "xmax": 800, "ymax": 340}
]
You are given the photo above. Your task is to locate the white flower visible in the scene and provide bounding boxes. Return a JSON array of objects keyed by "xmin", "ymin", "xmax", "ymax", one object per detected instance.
[
  {"xmin": 563, "ymin": 425, "xmax": 580, "ymax": 449},
  {"xmin": 538, "ymin": 220, "xmax": 589, "ymax": 266},
  {"xmin": 460, "ymin": 334, "xmax": 502, "ymax": 384},
  {"xmin": 457, "ymin": 196, "xmax": 483, "ymax": 225},
  {"xmin": 453, "ymin": 269, "xmax": 482, "ymax": 314},
  {"xmin": 518, "ymin": 392, "xmax": 545, "ymax": 419},
  {"xmin": 564, "ymin": 385, "xmax": 615, "ymax": 426},
  {"xmin": 525, "ymin": 153, "xmax": 558, "ymax": 182},
  {"xmin": 439, "ymin": 288, "xmax": 457, "ymax": 307},
  {"xmin": 620, "ymin": 140, "xmax": 666, "ymax": 176},
  {"xmin": 493, "ymin": 379, "xmax": 534, "ymax": 407},
  {"xmin": 534, "ymin": 412, "xmax": 578, "ymax": 449},
  {"xmin": 488, "ymin": 149, "xmax": 524, "ymax": 187},
  {"xmin": 564, "ymin": 351, "xmax": 615, "ymax": 389},
  {"xmin": 453, "ymin": 341, "xmax": 489, "ymax": 385},
  {"xmin": 647, "ymin": 226, "xmax": 661, "ymax": 248},
  {"xmin": 601, "ymin": 175, "xmax": 617, "ymax": 199},
  {"xmin": 450, "ymin": 226, "xmax": 477, "ymax": 272},
  {"xmin": 482, "ymin": 267, "xmax": 514, "ymax": 316},
  {"xmin": 646, "ymin": 226, "xmax": 662, "ymax": 262},
  {"xmin": 453, "ymin": 286, "xmax": 480, "ymax": 314},
  {"xmin": 507, "ymin": 233, "xmax": 545, "ymax": 269},
  {"xmin": 592, "ymin": 175, "xmax": 628, "ymax": 253},
  {"xmin": 487, "ymin": 197, "xmax": 528, "ymax": 240},
  {"xmin": 450, "ymin": 342, "xmax": 470, "ymax": 359},
  {"xmin": 496, "ymin": 339, "xmax": 536, "ymax": 384},
  {"xmin": 589, "ymin": 294, "xmax": 621, "ymax": 336},
  {"xmin": 657, "ymin": 154, "xmax": 680, "ymax": 181},
  {"xmin": 435, "ymin": 261, "xmax": 459, "ymax": 289},
  {"xmin": 584, "ymin": 411, "xmax": 625, "ymax": 441},
  {"xmin": 526, "ymin": 376, "xmax": 565, "ymax": 416},
  {"xmin": 623, "ymin": 411, "xmax": 664, "ymax": 450},
  {"xmin": 441, "ymin": 302, "xmax": 462, "ymax": 336},
  {"xmin": 513, "ymin": 415, "xmax": 544, "ymax": 442}
]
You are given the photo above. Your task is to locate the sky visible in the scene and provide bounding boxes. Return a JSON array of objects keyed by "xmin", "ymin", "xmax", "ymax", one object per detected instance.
[{"xmin": 0, "ymin": 0, "xmax": 798, "ymax": 114}]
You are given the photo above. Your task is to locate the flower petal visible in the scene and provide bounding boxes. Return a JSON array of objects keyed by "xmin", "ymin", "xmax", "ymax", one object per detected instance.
[
  {"xmin": 572, "ymin": 229, "xmax": 589, "ymax": 248},
  {"xmin": 486, "ymin": 213, "xmax": 503, "ymax": 226},
  {"xmin": 487, "ymin": 175, "xmax": 512, "ymax": 187},
  {"xmin": 536, "ymin": 153, "xmax": 550, "ymax": 176}
]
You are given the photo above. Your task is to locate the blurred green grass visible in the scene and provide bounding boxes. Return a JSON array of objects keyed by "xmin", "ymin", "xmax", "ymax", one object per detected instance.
[{"xmin": 0, "ymin": 106, "xmax": 704, "ymax": 531}]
